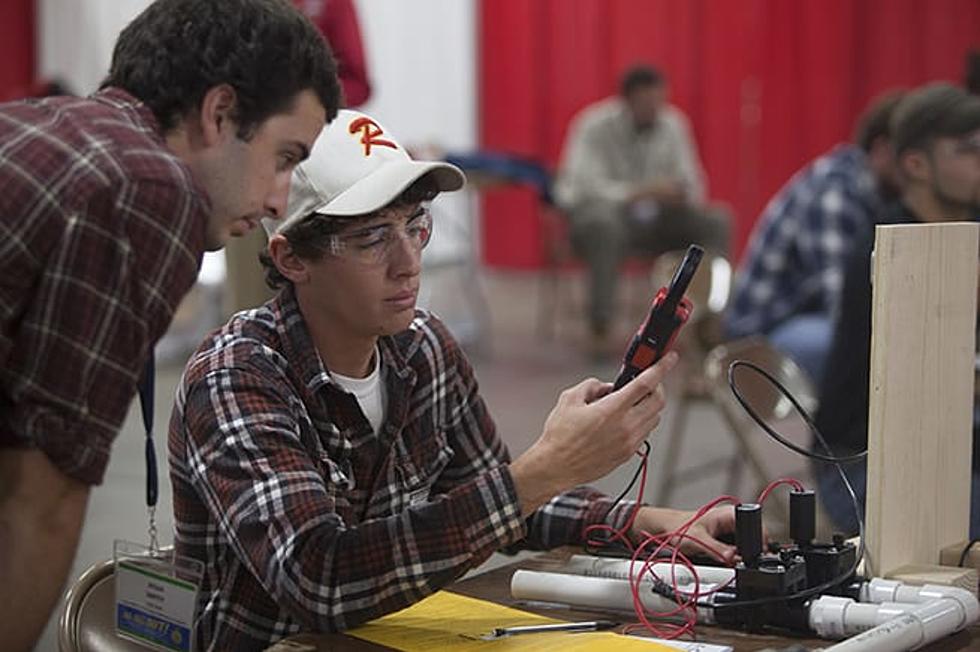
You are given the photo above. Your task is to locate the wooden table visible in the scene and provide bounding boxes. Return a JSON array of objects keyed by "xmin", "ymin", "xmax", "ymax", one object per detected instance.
[{"xmin": 274, "ymin": 549, "xmax": 980, "ymax": 651}]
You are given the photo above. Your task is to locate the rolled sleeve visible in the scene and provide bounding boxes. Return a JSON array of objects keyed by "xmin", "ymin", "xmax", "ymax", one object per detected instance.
[{"xmin": 0, "ymin": 180, "xmax": 202, "ymax": 484}]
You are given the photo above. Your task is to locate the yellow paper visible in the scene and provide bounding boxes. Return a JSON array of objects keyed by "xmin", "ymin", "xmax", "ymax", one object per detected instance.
[{"xmin": 347, "ymin": 591, "xmax": 676, "ymax": 651}]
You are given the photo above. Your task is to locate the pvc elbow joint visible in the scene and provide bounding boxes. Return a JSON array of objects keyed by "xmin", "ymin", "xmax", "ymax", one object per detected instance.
[
  {"xmin": 860, "ymin": 577, "xmax": 979, "ymax": 622},
  {"xmin": 810, "ymin": 579, "xmax": 980, "ymax": 651}
]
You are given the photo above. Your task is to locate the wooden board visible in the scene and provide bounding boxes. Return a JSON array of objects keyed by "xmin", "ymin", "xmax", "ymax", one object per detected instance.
[
  {"xmin": 887, "ymin": 563, "xmax": 978, "ymax": 596},
  {"xmin": 941, "ymin": 540, "xmax": 980, "ymax": 571},
  {"xmin": 865, "ymin": 222, "xmax": 979, "ymax": 577}
]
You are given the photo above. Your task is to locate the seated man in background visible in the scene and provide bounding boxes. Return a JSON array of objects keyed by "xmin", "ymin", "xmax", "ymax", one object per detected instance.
[
  {"xmin": 555, "ymin": 64, "xmax": 730, "ymax": 353},
  {"xmin": 169, "ymin": 110, "xmax": 737, "ymax": 651},
  {"xmin": 724, "ymin": 92, "xmax": 905, "ymax": 384},
  {"xmin": 815, "ymin": 83, "xmax": 980, "ymax": 535}
]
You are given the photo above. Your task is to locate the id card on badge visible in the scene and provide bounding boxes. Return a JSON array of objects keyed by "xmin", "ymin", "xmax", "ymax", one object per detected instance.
[{"xmin": 114, "ymin": 540, "xmax": 204, "ymax": 652}]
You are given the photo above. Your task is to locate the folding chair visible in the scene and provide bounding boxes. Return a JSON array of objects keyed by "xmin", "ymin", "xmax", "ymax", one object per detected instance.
[
  {"xmin": 654, "ymin": 334, "xmax": 817, "ymax": 513},
  {"xmin": 648, "ymin": 250, "xmax": 734, "ymax": 501}
]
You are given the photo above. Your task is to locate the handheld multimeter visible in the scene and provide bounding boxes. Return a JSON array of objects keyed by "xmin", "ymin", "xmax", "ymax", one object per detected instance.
[{"xmin": 613, "ymin": 245, "xmax": 704, "ymax": 391}]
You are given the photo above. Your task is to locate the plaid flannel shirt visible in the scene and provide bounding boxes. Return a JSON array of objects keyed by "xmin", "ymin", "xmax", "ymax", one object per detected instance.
[
  {"xmin": 725, "ymin": 145, "xmax": 882, "ymax": 338},
  {"xmin": 169, "ymin": 286, "xmax": 635, "ymax": 651},
  {"xmin": 0, "ymin": 88, "xmax": 207, "ymax": 484}
]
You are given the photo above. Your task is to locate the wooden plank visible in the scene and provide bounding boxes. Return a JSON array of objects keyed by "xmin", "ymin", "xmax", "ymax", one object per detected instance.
[
  {"xmin": 941, "ymin": 540, "xmax": 980, "ymax": 571},
  {"xmin": 866, "ymin": 222, "xmax": 979, "ymax": 577},
  {"xmin": 886, "ymin": 564, "xmax": 978, "ymax": 597}
]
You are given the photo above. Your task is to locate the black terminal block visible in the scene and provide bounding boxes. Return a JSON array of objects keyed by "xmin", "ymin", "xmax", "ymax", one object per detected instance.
[
  {"xmin": 795, "ymin": 534, "xmax": 859, "ymax": 598},
  {"xmin": 716, "ymin": 503, "xmax": 810, "ymax": 632},
  {"xmin": 785, "ymin": 490, "xmax": 858, "ymax": 595},
  {"xmin": 714, "ymin": 493, "xmax": 858, "ymax": 634}
]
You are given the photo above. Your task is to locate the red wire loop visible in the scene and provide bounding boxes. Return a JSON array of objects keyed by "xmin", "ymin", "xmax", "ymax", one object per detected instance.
[
  {"xmin": 584, "ymin": 451, "xmax": 804, "ymax": 638},
  {"xmin": 757, "ymin": 477, "xmax": 805, "ymax": 505}
]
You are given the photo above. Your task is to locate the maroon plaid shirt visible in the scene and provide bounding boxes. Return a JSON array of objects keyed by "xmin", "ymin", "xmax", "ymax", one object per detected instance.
[
  {"xmin": 0, "ymin": 88, "xmax": 207, "ymax": 484},
  {"xmin": 169, "ymin": 286, "xmax": 634, "ymax": 651}
]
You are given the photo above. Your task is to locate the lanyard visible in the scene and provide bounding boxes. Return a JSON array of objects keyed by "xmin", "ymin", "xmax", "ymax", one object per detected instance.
[{"xmin": 137, "ymin": 355, "xmax": 159, "ymax": 553}]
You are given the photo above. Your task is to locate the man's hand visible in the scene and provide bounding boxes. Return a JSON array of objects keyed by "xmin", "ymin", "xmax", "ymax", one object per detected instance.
[
  {"xmin": 629, "ymin": 505, "xmax": 737, "ymax": 564},
  {"xmin": 629, "ymin": 178, "xmax": 686, "ymax": 205},
  {"xmin": 510, "ymin": 352, "xmax": 678, "ymax": 515}
]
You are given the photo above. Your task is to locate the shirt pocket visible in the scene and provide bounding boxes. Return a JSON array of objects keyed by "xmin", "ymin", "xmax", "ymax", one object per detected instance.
[
  {"xmin": 394, "ymin": 430, "xmax": 454, "ymax": 506},
  {"xmin": 318, "ymin": 453, "xmax": 355, "ymax": 492}
]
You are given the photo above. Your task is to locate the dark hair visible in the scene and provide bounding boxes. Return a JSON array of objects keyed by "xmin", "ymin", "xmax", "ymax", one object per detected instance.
[
  {"xmin": 891, "ymin": 82, "xmax": 980, "ymax": 156},
  {"xmin": 102, "ymin": 0, "xmax": 342, "ymax": 138},
  {"xmin": 620, "ymin": 64, "xmax": 665, "ymax": 97},
  {"xmin": 852, "ymin": 90, "xmax": 906, "ymax": 152},
  {"xmin": 966, "ymin": 49, "xmax": 980, "ymax": 96},
  {"xmin": 260, "ymin": 175, "xmax": 440, "ymax": 289}
]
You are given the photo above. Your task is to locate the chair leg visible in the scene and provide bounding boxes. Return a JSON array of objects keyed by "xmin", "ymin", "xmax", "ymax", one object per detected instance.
[
  {"xmin": 714, "ymin": 399, "xmax": 788, "ymax": 525},
  {"xmin": 463, "ymin": 257, "xmax": 493, "ymax": 357},
  {"xmin": 537, "ymin": 265, "xmax": 558, "ymax": 340},
  {"xmin": 654, "ymin": 388, "xmax": 691, "ymax": 504},
  {"xmin": 723, "ymin": 439, "xmax": 746, "ymax": 498}
]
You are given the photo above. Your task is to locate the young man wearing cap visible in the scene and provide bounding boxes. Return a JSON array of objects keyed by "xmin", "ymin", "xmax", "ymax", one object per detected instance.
[
  {"xmin": 0, "ymin": 1, "xmax": 340, "ymax": 649},
  {"xmin": 169, "ymin": 110, "xmax": 737, "ymax": 650}
]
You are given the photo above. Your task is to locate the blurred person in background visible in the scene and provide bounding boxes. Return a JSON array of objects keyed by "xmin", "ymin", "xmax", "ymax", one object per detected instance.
[
  {"xmin": 724, "ymin": 92, "xmax": 905, "ymax": 385},
  {"xmin": 0, "ymin": 1, "xmax": 340, "ymax": 649},
  {"xmin": 815, "ymin": 83, "xmax": 980, "ymax": 535},
  {"xmin": 294, "ymin": 0, "xmax": 372, "ymax": 107},
  {"xmin": 555, "ymin": 64, "xmax": 730, "ymax": 355}
]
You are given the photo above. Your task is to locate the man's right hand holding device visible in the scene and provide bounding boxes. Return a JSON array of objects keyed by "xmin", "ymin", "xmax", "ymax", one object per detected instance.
[
  {"xmin": 509, "ymin": 244, "xmax": 736, "ymax": 561},
  {"xmin": 510, "ymin": 350, "xmax": 677, "ymax": 516}
]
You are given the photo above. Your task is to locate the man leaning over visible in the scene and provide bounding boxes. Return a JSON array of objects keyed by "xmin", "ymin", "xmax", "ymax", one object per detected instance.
[{"xmin": 0, "ymin": 1, "xmax": 341, "ymax": 649}]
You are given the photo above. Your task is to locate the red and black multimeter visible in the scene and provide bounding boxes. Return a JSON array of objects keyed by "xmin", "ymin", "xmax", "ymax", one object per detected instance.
[{"xmin": 613, "ymin": 244, "xmax": 704, "ymax": 391}]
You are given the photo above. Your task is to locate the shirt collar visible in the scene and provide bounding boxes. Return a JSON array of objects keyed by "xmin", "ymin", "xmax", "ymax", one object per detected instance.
[
  {"xmin": 91, "ymin": 86, "xmax": 214, "ymax": 216},
  {"xmin": 614, "ymin": 98, "xmax": 663, "ymax": 138},
  {"xmin": 91, "ymin": 87, "xmax": 165, "ymax": 144},
  {"xmin": 271, "ymin": 284, "xmax": 419, "ymax": 393}
]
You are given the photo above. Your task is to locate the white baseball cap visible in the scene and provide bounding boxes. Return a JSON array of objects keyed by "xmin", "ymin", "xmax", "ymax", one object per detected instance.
[{"xmin": 264, "ymin": 109, "xmax": 466, "ymax": 236}]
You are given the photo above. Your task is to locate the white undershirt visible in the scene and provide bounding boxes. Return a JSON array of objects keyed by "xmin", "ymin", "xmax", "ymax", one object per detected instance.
[{"xmin": 330, "ymin": 349, "xmax": 387, "ymax": 436}]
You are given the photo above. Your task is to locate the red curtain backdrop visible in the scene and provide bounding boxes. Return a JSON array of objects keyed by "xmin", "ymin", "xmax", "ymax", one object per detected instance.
[
  {"xmin": 0, "ymin": 0, "xmax": 35, "ymax": 101},
  {"xmin": 479, "ymin": 0, "xmax": 980, "ymax": 269}
]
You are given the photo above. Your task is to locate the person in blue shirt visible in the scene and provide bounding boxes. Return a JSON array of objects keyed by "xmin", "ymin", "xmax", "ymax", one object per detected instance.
[{"xmin": 724, "ymin": 92, "xmax": 905, "ymax": 385}]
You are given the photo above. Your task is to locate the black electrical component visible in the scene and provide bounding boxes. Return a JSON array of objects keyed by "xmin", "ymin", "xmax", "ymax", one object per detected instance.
[
  {"xmin": 735, "ymin": 503, "xmax": 763, "ymax": 563},
  {"xmin": 786, "ymin": 489, "xmax": 858, "ymax": 595},
  {"xmin": 714, "ymin": 502, "xmax": 810, "ymax": 632},
  {"xmin": 795, "ymin": 534, "xmax": 859, "ymax": 597},
  {"xmin": 789, "ymin": 490, "xmax": 816, "ymax": 545},
  {"xmin": 712, "ymin": 490, "xmax": 860, "ymax": 633}
]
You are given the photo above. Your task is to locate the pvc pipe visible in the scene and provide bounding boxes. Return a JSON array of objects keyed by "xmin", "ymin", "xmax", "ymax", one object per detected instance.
[
  {"xmin": 860, "ymin": 577, "xmax": 979, "ymax": 618},
  {"xmin": 563, "ymin": 554, "xmax": 736, "ymax": 587},
  {"xmin": 510, "ymin": 569, "xmax": 718, "ymax": 624},
  {"xmin": 809, "ymin": 595, "xmax": 914, "ymax": 638},
  {"xmin": 810, "ymin": 592, "xmax": 979, "ymax": 652},
  {"xmin": 512, "ymin": 562, "xmax": 979, "ymax": 651}
]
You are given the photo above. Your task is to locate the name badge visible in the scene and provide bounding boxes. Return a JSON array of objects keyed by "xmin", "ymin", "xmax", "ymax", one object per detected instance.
[{"xmin": 114, "ymin": 540, "xmax": 203, "ymax": 652}]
